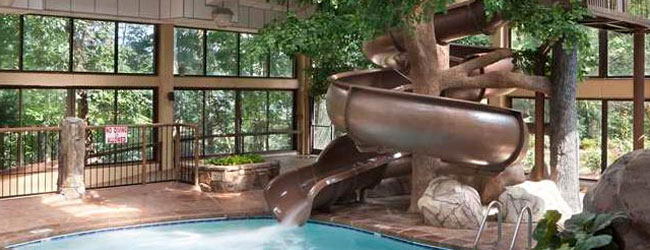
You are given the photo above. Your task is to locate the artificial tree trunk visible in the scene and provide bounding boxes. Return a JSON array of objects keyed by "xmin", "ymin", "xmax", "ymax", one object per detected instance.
[
  {"xmin": 403, "ymin": 22, "xmax": 450, "ymax": 213},
  {"xmin": 549, "ymin": 41, "xmax": 581, "ymax": 212}
]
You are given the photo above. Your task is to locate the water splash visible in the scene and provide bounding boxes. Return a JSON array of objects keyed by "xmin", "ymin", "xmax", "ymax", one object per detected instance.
[{"xmin": 281, "ymin": 200, "xmax": 312, "ymax": 227}]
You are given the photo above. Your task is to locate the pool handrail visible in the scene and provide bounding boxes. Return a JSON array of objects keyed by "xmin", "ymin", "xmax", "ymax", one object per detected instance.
[
  {"xmin": 473, "ymin": 200, "xmax": 503, "ymax": 249},
  {"xmin": 509, "ymin": 205, "xmax": 533, "ymax": 250}
]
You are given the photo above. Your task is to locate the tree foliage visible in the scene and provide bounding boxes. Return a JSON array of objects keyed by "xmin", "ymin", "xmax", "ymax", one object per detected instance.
[{"xmin": 255, "ymin": 0, "xmax": 591, "ymax": 97}]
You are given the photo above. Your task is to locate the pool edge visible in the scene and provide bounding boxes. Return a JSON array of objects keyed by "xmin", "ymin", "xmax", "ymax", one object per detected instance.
[{"xmin": 8, "ymin": 216, "xmax": 454, "ymax": 250}]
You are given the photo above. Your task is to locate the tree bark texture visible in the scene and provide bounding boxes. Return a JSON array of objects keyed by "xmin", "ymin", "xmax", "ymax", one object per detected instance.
[{"xmin": 549, "ymin": 41, "xmax": 581, "ymax": 213}]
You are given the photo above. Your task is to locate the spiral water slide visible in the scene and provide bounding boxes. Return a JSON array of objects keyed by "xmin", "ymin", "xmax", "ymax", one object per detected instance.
[{"xmin": 264, "ymin": 0, "xmax": 529, "ymax": 225}]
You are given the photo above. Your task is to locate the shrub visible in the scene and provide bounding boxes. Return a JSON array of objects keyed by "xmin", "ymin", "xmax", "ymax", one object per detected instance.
[
  {"xmin": 533, "ymin": 210, "xmax": 626, "ymax": 250},
  {"xmin": 205, "ymin": 154, "xmax": 265, "ymax": 166}
]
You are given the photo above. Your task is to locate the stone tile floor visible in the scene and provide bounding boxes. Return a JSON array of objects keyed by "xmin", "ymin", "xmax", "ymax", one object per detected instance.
[
  {"xmin": 0, "ymin": 154, "xmax": 532, "ymax": 250},
  {"xmin": 0, "ymin": 182, "xmax": 268, "ymax": 247},
  {"xmin": 313, "ymin": 196, "xmax": 534, "ymax": 250}
]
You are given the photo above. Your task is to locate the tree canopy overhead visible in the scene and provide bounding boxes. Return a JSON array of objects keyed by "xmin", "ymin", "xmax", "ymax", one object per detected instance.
[{"xmin": 255, "ymin": 0, "xmax": 592, "ymax": 96}]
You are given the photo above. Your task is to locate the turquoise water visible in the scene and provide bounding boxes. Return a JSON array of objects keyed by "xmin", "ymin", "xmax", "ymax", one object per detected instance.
[{"xmin": 13, "ymin": 219, "xmax": 446, "ymax": 250}]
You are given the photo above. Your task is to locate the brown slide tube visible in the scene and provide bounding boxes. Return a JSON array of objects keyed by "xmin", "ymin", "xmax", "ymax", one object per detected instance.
[{"xmin": 264, "ymin": 0, "xmax": 527, "ymax": 226}]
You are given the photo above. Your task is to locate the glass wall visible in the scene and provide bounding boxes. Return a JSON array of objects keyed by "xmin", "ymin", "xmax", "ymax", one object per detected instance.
[
  {"xmin": 174, "ymin": 89, "xmax": 295, "ymax": 156},
  {"xmin": 577, "ymin": 100, "xmax": 602, "ymax": 178},
  {"xmin": 73, "ymin": 19, "xmax": 115, "ymax": 73},
  {"xmin": 0, "ymin": 88, "xmax": 66, "ymax": 127},
  {"xmin": 512, "ymin": 28, "xmax": 650, "ymax": 78},
  {"xmin": 0, "ymin": 14, "xmax": 156, "ymax": 74},
  {"xmin": 607, "ymin": 101, "xmax": 633, "ymax": 166},
  {"xmin": 311, "ymin": 98, "xmax": 336, "ymax": 151},
  {"xmin": 0, "ymin": 14, "xmax": 20, "ymax": 70},
  {"xmin": 23, "ymin": 15, "xmax": 70, "ymax": 71},
  {"xmin": 608, "ymin": 32, "xmax": 634, "ymax": 76},
  {"xmin": 174, "ymin": 27, "xmax": 204, "ymax": 75},
  {"xmin": 76, "ymin": 89, "xmax": 154, "ymax": 126},
  {"xmin": 206, "ymin": 31, "xmax": 238, "ymax": 76},
  {"xmin": 174, "ymin": 27, "xmax": 295, "ymax": 78},
  {"xmin": 117, "ymin": 23, "xmax": 155, "ymax": 74}
]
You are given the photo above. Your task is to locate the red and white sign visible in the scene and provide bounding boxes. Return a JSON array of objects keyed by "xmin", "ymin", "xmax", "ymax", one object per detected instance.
[{"xmin": 105, "ymin": 126, "xmax": 128, "ymax": 144}]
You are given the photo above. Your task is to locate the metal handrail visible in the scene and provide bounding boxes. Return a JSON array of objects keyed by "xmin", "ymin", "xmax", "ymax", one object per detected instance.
[
  {"xmin": 509, "ymin": 205, "xmax": 533, "ymax": 250},
  {"xmin": 473, "ymin": 200, "xmax": 503, "ymax": 249}
]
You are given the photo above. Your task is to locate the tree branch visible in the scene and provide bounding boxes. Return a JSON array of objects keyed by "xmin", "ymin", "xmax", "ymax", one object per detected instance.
[
  {"xmin": 443, "ymin": 71, "xmax": 551, "ymax": 94},
  {"xmin": 453, "ymin": 49, "xmax": 513, "ymax": 74}
]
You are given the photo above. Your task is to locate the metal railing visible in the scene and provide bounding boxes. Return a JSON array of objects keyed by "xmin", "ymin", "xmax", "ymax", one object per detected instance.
[
  {"xmin": 509, "ymin": 205, "xmax": 533, "ymax": 250},
  {"xmin": 0, "ymin": 123, "xmax": 201, "ymax": 199},
  {"xmin": 0, "ymin": 126, "xmax": 61, "ymax": 198},
  {"xmin": 473, "ymin": 201, "xmax": 504, "ymax": 249},
  {"xmin": 84, "ymin": 124, "xmax": 200, "ymax": 189},
  {"xmin": 586, "ymin": 0, "xmax": 650, "ymax": 19}
]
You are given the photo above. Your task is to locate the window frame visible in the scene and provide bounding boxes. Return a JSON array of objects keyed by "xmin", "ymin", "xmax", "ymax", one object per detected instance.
[
  {"xmin": 174, "ymin": 88, "xmax": 298, "ymax": 157},
  {"xmin": 0, "ymin": 14, "xmax": 158, "ymax": 76},
  {"xmin": 173, "ymin": 26, "xmax": 297, "ymax": 79},
  {"xmin": 508, "ymin": 28, "xmax": 650, "ymax": 79}
]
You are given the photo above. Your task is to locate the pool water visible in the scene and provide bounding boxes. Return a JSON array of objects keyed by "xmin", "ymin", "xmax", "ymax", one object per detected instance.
[{"xmin": 13, "ymin": 218, "xmax": 447, "ymax": 250}]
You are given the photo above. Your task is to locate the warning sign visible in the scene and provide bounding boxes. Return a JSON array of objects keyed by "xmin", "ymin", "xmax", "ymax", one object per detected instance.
[{"xmin": 105, "ymin": 126, "xmax": 128, "ymax": 144}]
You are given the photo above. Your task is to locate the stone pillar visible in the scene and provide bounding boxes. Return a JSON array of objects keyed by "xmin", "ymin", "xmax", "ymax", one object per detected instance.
[{"xmin": 58, "ymin": 117, "xmax": 86, "ymax": 199}]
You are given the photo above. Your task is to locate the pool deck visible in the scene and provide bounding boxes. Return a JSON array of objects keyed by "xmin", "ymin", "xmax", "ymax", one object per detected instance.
[{"xmin": 0, "ymin": 155, "xmax": 531, "ymax": 250}]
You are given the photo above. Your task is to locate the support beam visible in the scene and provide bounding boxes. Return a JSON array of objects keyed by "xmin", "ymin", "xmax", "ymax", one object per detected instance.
[
  {"xmin": 488, "ymin": 26, "xmax": 509, "ymax": 107},
  {"xmin": 530, "ymin": 92, "xmax": 546, "ymax": 181},
  {"xmin": 296, "ymin": 54, "xmax": 311, "ymax": 155},
  {"xmin": 633, "ymin": 30, "xmax": 645, "ymax": 150},
  {"xmin": 601, "ymin": 100, "xmax": 608, "ymax": 172},
  {"xmin": 157, "ymin": 24, "xmax": 175, "ymax": 124}
]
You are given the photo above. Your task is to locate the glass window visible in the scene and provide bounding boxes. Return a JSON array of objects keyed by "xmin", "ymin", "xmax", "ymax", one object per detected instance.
[
  {"xmin": 174, "ymin": 28, "xmax": 204, "ymax": 75},
  {"xmin": 241, "ymin": 91, "xmax": 268, "ymax": 152},
  {"xmin": 269, "ymin": 91, "xmax": 293, "ymax": 131},
  {"xmin": 174, "ymin": 90, "xmax": 203, "ymax": 129},
  {"xmin": 118, "ymin": 23, "xmax": 155, "ymax": 74},
  {"xmin": 577, "ymin": 100, "xmax": 602, "ymax": 179},
  {"xmin": 0, "ymin": 14, "xmax": 20, "ymax": 70},
  {"xmin": 581, "ymin": 28, "xmax": 599, "ymax": 76},
  {"xmin": 205, "ymin": 90, "xmax": 236, "ymax": 155},
  {"xmin": 239, "ymin": 33, "xmax": 267, "ymax": 77},
  {"xmin": 206, "ymin": 31, "xmax": 238, "ymax": 76},
  {"xmin": 0, "ymin": 89, "xmax": 20, "ymax": 127},
  {"xmin": 117, "ymin": 89, "xmax": 153, "ymax": 124},
  {"xmin": 21, "ymin": 89, "xmax": 66, "ymax": 126},
  {"xmin": 270, "ymin": 51, "xmax": 294, "ymax": 78},
  {"xmin": 269, "ymin": 91, "xmax": 294, "ymax": 150},
  {"xmin": 77, "ymin": 89, "xmax": 116, "ymax": 126},
  {"xmin": 73, "ymin": 19, "xmax": 115, "ymax": 73},
  {"xmin": 451, "ymin": 34, "xmax": 492, "ymax": 47},
  {"xmin": 23, "ymin": 15, "xmax": 70, "ymax": 71},
  {"xmin": 607, "ymin": 101, "xmax": 633, "ymax": 165},
  {"xmin": 312, "ymin": 98, "xmax": 334, "ymax": 150},
  {"xmin": 608, "ymin": 32, "xmax": 633, "ymax": 76}
]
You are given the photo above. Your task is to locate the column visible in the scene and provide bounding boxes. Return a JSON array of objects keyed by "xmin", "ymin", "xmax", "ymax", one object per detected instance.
[{"xmin": 633, "ymin": 31, "xmax": 645, "ymax": 150}]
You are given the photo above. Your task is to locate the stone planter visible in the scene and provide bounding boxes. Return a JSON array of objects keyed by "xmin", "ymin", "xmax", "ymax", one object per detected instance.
[{"xmin": 198, "ymin": 160, "xmax": 280, "ymax": 193}]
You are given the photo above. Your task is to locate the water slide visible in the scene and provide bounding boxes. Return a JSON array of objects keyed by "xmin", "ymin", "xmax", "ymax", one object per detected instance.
[{"xmin": 264, "ymin": 0, "xmax": 529, "ymax": 225}]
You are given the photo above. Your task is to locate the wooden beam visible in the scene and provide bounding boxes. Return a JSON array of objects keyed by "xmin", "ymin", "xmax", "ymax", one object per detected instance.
[
  {"xmin": 599, "ymin": 30, "xmax": 608, "ymax": 78},
  {"xmin": 633, "ymin": 31, "xmax": 645, "ymax": 150},
  {"xmin": 601, "ymin": 100, "xmax": 608, "ymax": 172},
  {"xmin": 531, "ymin": 92, "xmax": 546, "ymax": 181}
]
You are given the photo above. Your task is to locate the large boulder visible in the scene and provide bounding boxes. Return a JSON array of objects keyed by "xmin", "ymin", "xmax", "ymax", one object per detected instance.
[
  {"xmin": 498, "ymin": 180, "xmax": 573, "ymax": 223},
  {"xmin": 417, "ymin": 176, "xmax": 483, "ymax": 229},
  {"xmin": 583, "ymin": 150, "xmax": 650, "ymax": 250}
]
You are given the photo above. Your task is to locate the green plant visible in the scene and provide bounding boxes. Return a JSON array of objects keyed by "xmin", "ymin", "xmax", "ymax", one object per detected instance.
[
  {"xmin": 205, "ymin": 154, "xmax": 265, "ymax": 166},
  {"xmin": 533, "ymin": 210, "xmax": 626, "ymax": 250}
]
